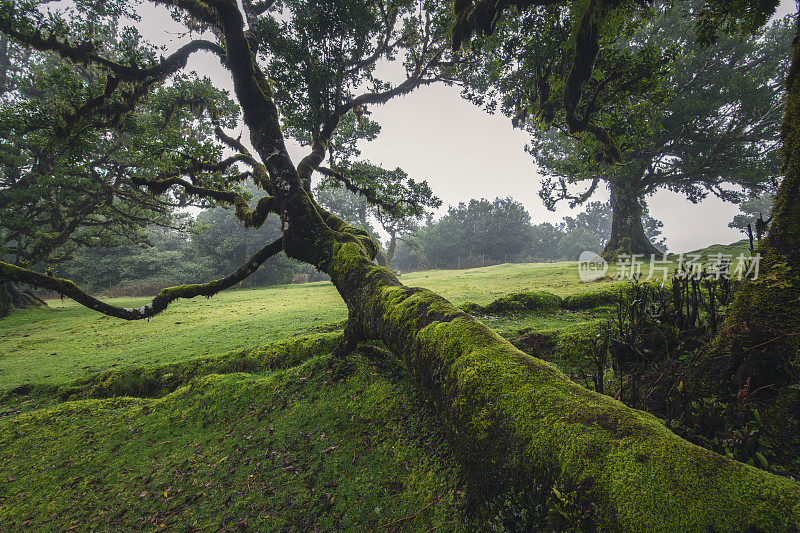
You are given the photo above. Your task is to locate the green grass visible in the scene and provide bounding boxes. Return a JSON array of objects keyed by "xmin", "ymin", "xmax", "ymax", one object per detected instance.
[
  {"xmin": 0, "ymin": 261, "xmax": 621, "ymax": 392},
  {"xmin": 1, "ymin": 243, "xmax": 748, "ymax": 392},
  {"xmin": 680, "ymin": 238, "xmax": 751, "ymax": 259}
]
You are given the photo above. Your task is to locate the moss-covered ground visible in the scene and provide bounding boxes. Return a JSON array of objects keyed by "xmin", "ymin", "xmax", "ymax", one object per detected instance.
[{"xmin": 0, "ymin": 348, "xmax": 470, "ymax": 530}]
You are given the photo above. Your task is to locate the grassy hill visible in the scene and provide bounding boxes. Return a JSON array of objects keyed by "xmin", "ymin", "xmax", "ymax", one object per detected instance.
[{"xmin": 0, "ymin": 245, "xmax": 758, "ymax": 530}]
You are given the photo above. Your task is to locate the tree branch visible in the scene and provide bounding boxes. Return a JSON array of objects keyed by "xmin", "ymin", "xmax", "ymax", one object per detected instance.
[
  {"xmin": 0, "ymin": 237, "xmax": 283, "ymax": 320},
  {"xmin": 316, "ymin": 166, "xmax": 411, "ymax": 214},
  {"xmin": 0, "ymin": 18, "xmax": 224, "ymax": 84}
]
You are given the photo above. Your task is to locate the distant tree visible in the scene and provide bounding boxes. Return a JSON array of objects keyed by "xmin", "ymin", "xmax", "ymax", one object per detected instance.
[
  {"xmin": 192, "ymin": 205, "xmax": 313, "ymax": 286},
  {"xmin": 391, "ymin": 234, "xmax": 427, "ymax": 272},
  {"xmin": 528, "ymin": 222, "xmax": 563, "ymax": 260},
  {"xmin": 422, "ymin": 197, "xmax": 532, "ymax": 267},
  {"xmin": 563, "ymin": 201, "xmax": 666, "ymax": 253},
  {"xmin": 458, "ymin": 1, "xmax": 789, "ymax": 258},
  {"xmin": 729, "ymin": 185, "xmax": 778, "ymax": 242}
]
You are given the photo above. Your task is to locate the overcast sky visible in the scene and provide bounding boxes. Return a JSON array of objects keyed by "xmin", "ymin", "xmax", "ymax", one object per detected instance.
[{"xmin": 136, "ymin": 0, "xmax": 797, "ymax": 254}]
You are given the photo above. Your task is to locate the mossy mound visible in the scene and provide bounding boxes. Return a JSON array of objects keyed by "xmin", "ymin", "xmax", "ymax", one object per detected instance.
[
  {"xmin": 460, "ymin": 291, "xmax": 562, "ymax": 316},
  {"xmin": 561, "ymin": 286, "xmax": 624, "ymax": 310},
  {"xmin": 54, "ymin": 333, "xmax": 342, "ymax": 402},
  {"xmin": 553, "ymin": 321, "xmax": 607, "ymax": 366},
  {"xmin": 0, "ymin": 350, "xmax": 470, "ymax": 531}
]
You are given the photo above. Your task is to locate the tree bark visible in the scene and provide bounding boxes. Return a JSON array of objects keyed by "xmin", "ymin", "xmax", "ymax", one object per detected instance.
[
  {"xmin": 688, "ymin": 14, "xmax": 800, "ymax": 459},
  {"xmin": 602, "ymin": 183, "xmax": 660, "ymax": 260},
  {"xmin": 699, "ymin": 12, "xmax": 800, "ymax": 383}
]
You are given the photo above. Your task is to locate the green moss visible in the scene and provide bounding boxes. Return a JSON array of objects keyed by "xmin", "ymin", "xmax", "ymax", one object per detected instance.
[
  {"xmin": 53, "ymin": 332, "xmax": 341, "ymax": 402},
  {"xmin": 552, "ymin": 321, "xmax": 607, "ymax": 368},
  {"xmin": 0, "ymin": 351, "xmax": 471, "ymax": 531},
  {"xmin": 415, "ymin": 317, "xmax": 800, "ymax": 530},
  {"xmin": 561, "ymin": 286, "xmax": 624, "ymax": 310},
  {"xmin": 338, "ymin": 250, "xmax": 800, "ymax": 530}
]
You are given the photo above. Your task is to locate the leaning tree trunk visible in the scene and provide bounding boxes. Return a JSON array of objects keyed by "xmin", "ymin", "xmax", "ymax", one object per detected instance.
[
  {"xmin": 602, "ymin": 183, "xmax": 660, "ymax": 260},
  {"xmin": 314, "ymin": 229, "xmax": 800, "ymax": 530},
  {"xmin": 276, "ymin": 192, "xmax": 800, "ymax": 530}
]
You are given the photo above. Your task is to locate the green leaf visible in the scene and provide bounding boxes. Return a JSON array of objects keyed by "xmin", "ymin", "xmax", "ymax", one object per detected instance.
[{"xmin": 755, "ymin": 452, "xmax": 769, "ymax": 469}]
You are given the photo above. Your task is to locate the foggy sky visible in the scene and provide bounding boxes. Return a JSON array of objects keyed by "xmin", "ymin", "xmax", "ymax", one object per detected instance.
[{"xmin": 135, "ymin": 0, "xmax": 798, "ymax": 254}]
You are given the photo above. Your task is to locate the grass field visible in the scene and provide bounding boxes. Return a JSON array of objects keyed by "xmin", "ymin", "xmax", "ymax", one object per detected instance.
[
  {"xmin": 0, "ymin": 241, "xmax": 752, "ymax": 530},
  {"xmin": 1, "ymin": 239, "xmax": 751, "ymax": 392},
  {"xmin": 0, "ymin": 260, "xmax": 619, "ymax": 392}
]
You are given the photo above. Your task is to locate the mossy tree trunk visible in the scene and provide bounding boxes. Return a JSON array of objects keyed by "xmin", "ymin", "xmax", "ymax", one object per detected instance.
[
  {"xmin": 316, "ymin": 234, "xmax": 800, "ymax": 530},
  {"xmin": 602, "ymin": 182, "xmax": 660, "ymax": 260},
  {"xmin": 689, "ymin": 15, "xmax": 800, "ymax": 458},
  {"xmin": 702, "ymin": 13, "xmax": 800, "ymax": 388}
]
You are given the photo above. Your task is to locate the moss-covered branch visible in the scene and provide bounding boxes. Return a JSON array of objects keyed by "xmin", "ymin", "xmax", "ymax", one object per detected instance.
[
  {"xmin": 0, "ymin": 18, "xmax": 224, "ymax": 84},
  {"xmin": 0, "ymin": 237, "xmax": 283, "ymax": 320},
  {"xmin": 132, "ymin": 170, "xmax": 277, "ymax": 229}
]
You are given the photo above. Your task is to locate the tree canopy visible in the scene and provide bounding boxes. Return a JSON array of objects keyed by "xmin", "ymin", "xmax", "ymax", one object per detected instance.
[
  {"xmin": 0, "ymin": 12, "xmax": 243, "ymax": 268},
  {"xmin": 457, "ymin": 0, "xmax": 789, "ymax": 257}
]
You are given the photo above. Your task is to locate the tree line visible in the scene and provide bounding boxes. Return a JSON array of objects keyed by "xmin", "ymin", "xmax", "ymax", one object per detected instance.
[{"xmin": 59, "ymin": 186, "xmax": 773, "ymax": 297}]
